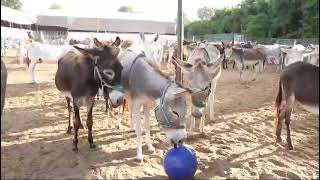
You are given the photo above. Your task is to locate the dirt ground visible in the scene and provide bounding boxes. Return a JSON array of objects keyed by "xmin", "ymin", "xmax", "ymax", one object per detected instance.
[{"xmin": 1, "ymin": 56, "xmax": 319, "ymax": 179}]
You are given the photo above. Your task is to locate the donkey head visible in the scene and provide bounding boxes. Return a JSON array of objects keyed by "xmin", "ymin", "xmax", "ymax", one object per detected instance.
[
  {"xmin": 74, "ymin": 37, "xmax": 124, "ymax": 107},
  {"xmin": 222, "ymin": 41, "xmax": 234, "ymax": 60},
  {"xmin": 139, "ymin": 32, "xmax": 162, "ymax": 62},
  {"xmin": 154, "ymin": 83, "xmax": 190, "ymax": 144},
  {"xmin": 173, "ymin": 44, "xmax": 223, "ymax": 118}
]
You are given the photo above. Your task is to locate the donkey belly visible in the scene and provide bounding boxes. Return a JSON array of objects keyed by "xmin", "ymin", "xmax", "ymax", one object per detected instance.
[{"xmin": 244, "ymin": 60, "xmax": 261, "ymax": 65}]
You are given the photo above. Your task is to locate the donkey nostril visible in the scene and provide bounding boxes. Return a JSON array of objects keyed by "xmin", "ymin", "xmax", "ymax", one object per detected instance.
[
  {"xmin": 117, "ymin": 97, "xmax": 124, "ymax": 105},
  {"xmin": 172, "ymin": 111, "xmax": 179, "ymax": 118}
]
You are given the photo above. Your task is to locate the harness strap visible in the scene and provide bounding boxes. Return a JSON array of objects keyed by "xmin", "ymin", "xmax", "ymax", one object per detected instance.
[
  {"xmin": 125, "ymin": 53, "xmax": 146, "ymax": 87},
  {"xmin": 159, "ymin": 82, "xmax": 174, "ymax": 126}
]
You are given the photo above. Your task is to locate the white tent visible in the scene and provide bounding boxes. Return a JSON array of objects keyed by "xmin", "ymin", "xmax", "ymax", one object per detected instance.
[
  {"xmin": 1, "ymin": 6, "xmax": 176, "ymax": 34},
  {"xmin": 1, "ymin": 5, "xmax": 36, "ymax": 25}
]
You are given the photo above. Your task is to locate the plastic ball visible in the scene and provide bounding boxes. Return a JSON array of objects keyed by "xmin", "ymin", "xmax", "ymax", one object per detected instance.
[{"xmin": 163, "ymin": 144, "xmax": 198, "ymax": 179}]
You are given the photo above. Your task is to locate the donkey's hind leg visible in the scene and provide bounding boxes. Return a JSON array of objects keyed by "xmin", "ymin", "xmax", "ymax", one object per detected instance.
[
  {"xmin": 143, "ymin": 103, "xmax": 155, "ymax": 153},
  {"xmin": 284, "ymin": 96, "xmax": 295, "ymax": 150},
  {"xmin": 66, "ymin": 97, "xmax": 73, "ymax": 134}
]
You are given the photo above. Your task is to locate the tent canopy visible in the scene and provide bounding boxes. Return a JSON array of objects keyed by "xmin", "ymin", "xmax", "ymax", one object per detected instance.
[
  {"xmin": 1, "ymin": 6, "xmax": 36, "ymax": 25},
  {"xmin": 1, "ymin": 6, "xmax": 176, "ymax": 34}
]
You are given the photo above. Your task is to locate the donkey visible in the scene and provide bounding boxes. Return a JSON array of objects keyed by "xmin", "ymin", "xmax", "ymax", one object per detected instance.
[
  {"xmin": 118, "ymin": 50, "xmax": 192, "ymax": 162},
  {"xmin": 275, "ymin": 61, "xmax": 319, "ymax": 150},
  {"xmin": 172, "ymin": 43, "xmax": 224, "ymax": 133},
  {"xmin": 1, "ymin": 59, "xmax": 7, "ymax": 116},
  {"xmin": 228, "ymin": 47, "xmax": 267, "ymax": 82},
  {"xmin": 139, "ymin": 32, "xmax": 163, "ymax": 67},
  {"xmin": 55, "ymin": 38, "xmax": 124, "ymax": 151}
]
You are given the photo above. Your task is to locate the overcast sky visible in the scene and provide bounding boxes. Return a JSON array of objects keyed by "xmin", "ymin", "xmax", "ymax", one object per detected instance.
[{"xmin": 21, "ymin": 0, "xmax": 243, "ymax": 21}]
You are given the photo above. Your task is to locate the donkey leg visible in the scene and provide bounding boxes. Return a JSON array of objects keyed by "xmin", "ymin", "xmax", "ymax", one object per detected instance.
[
  {"xmin": 128, "ymin": 98, "xmax": 135, "ymax": 130},
  {"xmin": 275, "ymin": 109, "xmax": 285, "ymax": 143},
  {"xmin": 66, "ymin": 97, "xmax": 73, "ymax": 134},
  {"xmin": 86, "ymin": 96, "xmax": 96, "ymax": 149},
  {"xmin": 132, "ymin": 98, "xmax": 143, "ymax": 162},
  {"xmin": 28, "ymin": 61, "xmax": 37, "ymax": 83},
  {"xmin": 72, "ymin": 102, "xmax": 81, "ymax": 152},
  {"xmin": 143, "ymin": 103, "xmax": 155, "ymax": 153},
  {"xmin": 285, "ymin": 107, "xmax": 294, "ymax": 150}
]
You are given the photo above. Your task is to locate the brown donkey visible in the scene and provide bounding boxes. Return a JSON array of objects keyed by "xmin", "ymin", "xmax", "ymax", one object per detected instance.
[
  {"xmin": 275, "ymin": 61, "xmax": 319, "ymax": 150},
  {"xmin": 55, "ymin": 38, "xmax": 124, "ymax": 151}
]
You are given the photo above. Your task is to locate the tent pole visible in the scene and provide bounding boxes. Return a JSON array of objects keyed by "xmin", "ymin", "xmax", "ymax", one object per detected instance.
[{"xmin": 175, "ymin": 0, "xmax": 183, "ymax": 83}]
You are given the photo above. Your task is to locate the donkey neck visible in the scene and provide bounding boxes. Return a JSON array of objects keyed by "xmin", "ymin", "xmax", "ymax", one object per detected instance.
[{"xmin": 121, "ymin": 51, "xmax": 171, "ymax": 99}]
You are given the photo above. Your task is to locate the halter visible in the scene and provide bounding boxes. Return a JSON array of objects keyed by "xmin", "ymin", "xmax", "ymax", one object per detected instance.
[
  {"xmin": 156, "ymin": 82, "xmax": 173, "ymax": 127},
  {"xmin": 94, "ymin": 57, "xmax": 124, "ymax": 100}
]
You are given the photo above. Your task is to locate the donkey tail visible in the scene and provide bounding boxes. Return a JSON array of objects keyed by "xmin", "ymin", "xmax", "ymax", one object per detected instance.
[{"xmin": 275, "ymin": 79, "xmax": 283, "ymax": 131}]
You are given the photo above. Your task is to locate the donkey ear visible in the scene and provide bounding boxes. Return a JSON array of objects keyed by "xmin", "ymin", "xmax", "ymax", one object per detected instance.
[
  {"xmin": 140, "ymin": 32, "xmax": 145, "ymax": 42},
  {"xmin": 112, "ymin": 37, "xmax": 121, "ymax": 47},
  {"xmin": 154, "ymin": 34, "xmax": 159, "ymax": 42},
  {"xmin": 171, "ymin": 57, "xmax": 193, "ymax": 73},
  {"xmin": 205, "ymin": 44, "xmax": 221, "ymax": 62},
  {"xmin": 121, "ymin": 40, "xmax": 133, "ymax": 49},
  {"xmin": 93, "ymin": 38, "xmax": 103, "ymax": 47},
  {"xmin": 74, "ymin": 46, "xmax": 95, "ymax": 58},
  {"xmin": 173, "ymin": 87, "xmax": 190, "ymax": 97}
]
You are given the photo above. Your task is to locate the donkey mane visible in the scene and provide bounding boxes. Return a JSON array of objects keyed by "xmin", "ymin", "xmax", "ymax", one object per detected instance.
[
  {"xmin": 145, "ymin": 59, "xmax": 193, "ymax": 93},
  {"xmin": 145, "ymin": 59, "xmax": 172, "ymax": 81}
]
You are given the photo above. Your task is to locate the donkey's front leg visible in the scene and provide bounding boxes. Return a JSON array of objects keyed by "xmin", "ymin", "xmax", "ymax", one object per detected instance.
[
  {"xmin": 131, "ymin": 98, "xmax": 143, "ymax": 162},
  {"xmin": 72, "ymin": 101, "xmax": 81, "ymax": 152},
  {"xmin": 86, "ymin": 96, "xmax": 96, "ymax": 149},
  {"xmin": 28, "ymin": 61, "xmax": 37, "ymax": 83},
  {"xmin": 143, "ymin": 103, "xmax": 155, "ymax": 153}
]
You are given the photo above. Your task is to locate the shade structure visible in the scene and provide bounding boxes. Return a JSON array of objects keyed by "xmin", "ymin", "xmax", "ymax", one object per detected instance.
[{"xmin": 1, "ymin": 5, "xmax": 36, "ymax": 25}]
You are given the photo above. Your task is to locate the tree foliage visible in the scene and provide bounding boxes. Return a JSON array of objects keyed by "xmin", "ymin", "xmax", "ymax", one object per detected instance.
[
  {"xmin": 49, "ymin": 3, "xmax": 63, "ymax": 10},
  {"xmin": 197, "ymin": 6, "xmax": 215, "ymax": 20},
  {"xmin": 1, "ymin": 0, "xmax": 22, "ymax": 10},
  {"xmin": 118, "ymin": 6, "xmax": 134, "ymax": 12},
  {"xmin": 185, "ymin": 0, "xmax": 319, "ymax": 38}
]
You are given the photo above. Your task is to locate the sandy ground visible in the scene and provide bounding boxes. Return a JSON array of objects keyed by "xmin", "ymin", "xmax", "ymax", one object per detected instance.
[{"xmin": 1, "ymin": 56, "xmax": 319, "ymax": 179}]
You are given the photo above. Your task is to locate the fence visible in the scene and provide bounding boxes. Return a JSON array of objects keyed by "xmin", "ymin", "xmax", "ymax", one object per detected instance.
[
  {"xmin": 185, "ymin": 33, "xmax": 245, "ymax": 43},
  {"xmin": 185, "ymin": 33, "xmax": 319, "ymax": 45}
]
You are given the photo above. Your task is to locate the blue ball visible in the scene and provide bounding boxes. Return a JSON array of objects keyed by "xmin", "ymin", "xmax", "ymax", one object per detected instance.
[{"xmin": 163, "ymin": 144, "xmax": 198, "ymax": 180}]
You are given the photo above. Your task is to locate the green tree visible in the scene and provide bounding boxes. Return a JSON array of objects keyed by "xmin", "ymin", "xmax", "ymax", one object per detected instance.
[
  {"xmin": 1, "ymin": 0, "xmax": 22, "ymax": 10},
  {"xmin": 49, "ymin": 3, "xmax": 63, "ymax": 10},
  {"xmin": 197, "ymin": 6, "xmax": 215, "ymax": 20},
  {"xmin": 185, "ymin": 0, "xmax": 319, "ymax": 38},
  {"xmin": 245, "ymin": 14, "xmax": 270, "ymax": 37},
  {"xmin": 118, "ymin": 6, "xmax": 134, "ymax": 12}
]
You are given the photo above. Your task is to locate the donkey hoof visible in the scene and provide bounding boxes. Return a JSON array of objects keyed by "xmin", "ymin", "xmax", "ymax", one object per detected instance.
[
  {"xmin": 66, "ymin": 127, "xmax": 73, "ymax": 134},
  {"xmin": 72, "ymin": 147, "xmax": 78, "ymax": 152},
  {"xmin": 134, "ymin": 156, "xmax": 143, "ymax": 163},
  {"xmin": 90, "ymin": 143, "xmax": 96, "ymax": 149},
  {"xmin": 148, "ymin": 146, "xmax": 156, "ymax": 154},
  {"xmin": 287, "ymin": 144, "xmax": 294, "ymax": 150},
  {"xmin": 199, "ymin": 132, "xmax": 208, "ymax": 138},
  {"xmin": 276, "ymin": 137, "xmax": 282, "ymax": 143}
]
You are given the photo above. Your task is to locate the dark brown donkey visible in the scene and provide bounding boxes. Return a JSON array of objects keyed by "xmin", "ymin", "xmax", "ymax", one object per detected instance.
[
  {"xmin": 55, "ymin": 38, "xmax": 124, "ymax": 151},
  {"xmin": 275, "ymin": 61, "xmax": 319, "ymax": 150},
  {"xmin": 1, "ymin": 59, "xmax": 7, "ymax": 116}
]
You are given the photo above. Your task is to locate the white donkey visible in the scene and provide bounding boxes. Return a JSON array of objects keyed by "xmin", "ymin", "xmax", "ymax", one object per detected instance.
[
  {"xmin": 139, "ymin": 32, "xmax": 163, "ymax": 67},
  {"xmin": 23, "ymin": 38, "xmax": 87, "ymax": 83},
  {"xmin": 173, "ymin": 43, "xmax": 223, "ymax": 133}
]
